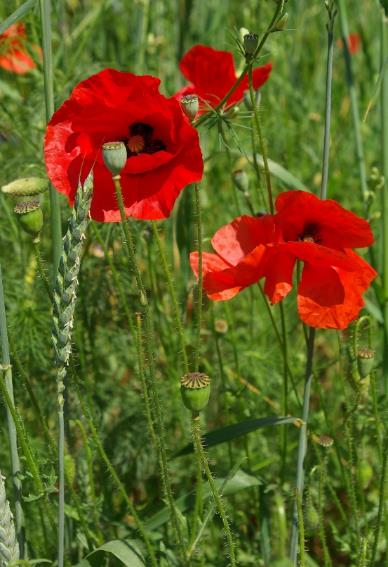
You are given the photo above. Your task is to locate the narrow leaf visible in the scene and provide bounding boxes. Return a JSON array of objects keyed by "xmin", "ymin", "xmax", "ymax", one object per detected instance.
[{"xmin": 175, "ymin": 416, "xmax": 298, "ymax": 457}]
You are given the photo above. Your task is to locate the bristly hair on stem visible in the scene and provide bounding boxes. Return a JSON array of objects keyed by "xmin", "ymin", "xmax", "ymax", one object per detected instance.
[{"xmin": 290, "ymin": 3, "xmax": 336, "ymax": 563}]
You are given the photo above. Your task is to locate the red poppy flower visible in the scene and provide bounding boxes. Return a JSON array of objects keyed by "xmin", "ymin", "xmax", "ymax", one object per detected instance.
[
  {"xmin": 190, "ymin": 191, "xmax": 376, "ymax": 330},
  {"xmin": 44, "ymin": 69, "xmax": 203, "ymax": 222},
  {"xmin": 337, "ymin": 33, "xmax": 361, "ymax": 55},
  {"xmin": 0, "ymin": 23, "xmax": 39, "ymax": 74},
  {"xmin": 176, "ymin": 45, "xmax": 272, "ymax": 113}
]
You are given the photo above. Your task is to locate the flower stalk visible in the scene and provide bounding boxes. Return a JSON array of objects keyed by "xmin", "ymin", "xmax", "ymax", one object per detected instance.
[{"xmin": 291, "ymin": 4, "xmax": 336, "ymax": 562}]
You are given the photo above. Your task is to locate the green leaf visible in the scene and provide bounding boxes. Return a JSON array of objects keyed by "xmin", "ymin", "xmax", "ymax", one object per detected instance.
[
  {"xmin": 0, "ymin": 0, "xmax": 37, "ymax": 35},
  {"xmin": 364, "ymin": 297, "xmax": 383, "ymax": 324},
  {"xmin": 255, "ymin": 154, "xmax": 308, "ymax": 191},
  {"xmin": 146, "ymin": 469, "xmax": 261, "ymax": 530},
  {"xmin": 82, "ymin": 540, "xmax": 145, "ymax": 567},
  {"xmin": 175, "ymin": 416, "xmax": 297, "ymax": 457}
]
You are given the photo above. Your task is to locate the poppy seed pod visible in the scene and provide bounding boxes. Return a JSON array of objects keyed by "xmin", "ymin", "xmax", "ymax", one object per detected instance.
[
  {"xmin": 243, "ymin": 33, "xmax": 258, "ymax": 56},
  {"xmin": 181, "ymin": 372, "xmax": 211, "ymax": 412},
  {"xmin": 1, "ymin": 177, "xmax": 48, "ymax": 197},
  {"xmin": 15, "ymin": 205, "xmax": 44, "ymax": 239},
  {"xmin": 357, "ymin": 347, "xmax": 375, "ymax": 378},
  {"xmin": 180, "ymin": 94, "xmax": 199, "ymax": 122},
  {"xmin": 102, "ymin": 142, "xmax": 127, "ymax": 177}
]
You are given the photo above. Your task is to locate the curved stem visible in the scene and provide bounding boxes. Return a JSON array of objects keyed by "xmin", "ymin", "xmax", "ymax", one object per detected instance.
[
  {"xmin": 193, "ymin": 184, "xmax": 203, "ymax": 372},
  {"xmin": 113, "ymin": 176, "xmax": 186, "ymax": 563},
  {"xmin": 191, "ymin": 414, "xmax": 237, "ymax": 566},
  {"xmin": 151, "ymin": 221, "xmax": 189, "ymax": 373},
  {"xmin": 194, "ymin": 0, "xmax": 285, "ymax": 128},
  {"xmin": 290, "ymin": 327, "xmax": 315, "ymax": 563}
]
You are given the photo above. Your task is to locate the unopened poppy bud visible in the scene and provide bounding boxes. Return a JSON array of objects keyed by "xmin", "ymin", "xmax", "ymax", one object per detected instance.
[
  {"xmin": 232, "ymin": 169, "xmax": 249, "ymax": 193},
  {"xmin": 1, "ymin": 177, "xmax": 48, "ymax": 198},
  {"xmin": 274, "ymin": 12, "xmax": 289, "ymax": 31},
  {"xmin": 180, "ymin": 94, "xmax": 199, "ymax": 122},
  {"xmin": 357, "ymin": 347, "xmax": 375, "ymax": 378},
  {"xmin": 243, "ymin": 33, "xmax": 258, "ymax": 57},
  {"xmin": 102, "ymin": 142, "xmax": 127, "ymax": 176},
  {"xmin": 244, "ymin": 89, "xmax": 261, "ymax": 111},
  {"xmin": 181, "ymin": 372, "xmax": 211, "ymax": 412}
]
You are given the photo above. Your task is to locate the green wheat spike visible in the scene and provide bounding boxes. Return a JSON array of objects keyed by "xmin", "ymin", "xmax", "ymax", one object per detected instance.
[{"xmin": 0, "ymin": 472, "xmax": 19, "ymax": 567}]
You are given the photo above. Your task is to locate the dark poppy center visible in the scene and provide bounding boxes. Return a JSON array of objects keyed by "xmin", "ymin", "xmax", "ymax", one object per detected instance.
[
  {"xmin": 298, "ymin": 222, "xmax": 321, "ymax": 244},
  {"xmin": 124, "ymin": 123, "xmax": 166, "ymax": 157}
]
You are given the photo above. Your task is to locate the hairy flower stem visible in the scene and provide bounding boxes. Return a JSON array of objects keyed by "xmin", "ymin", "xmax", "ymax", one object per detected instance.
[
  {"xmin": 52, "ymin": 172, "xmax": 94, "ymax": 567},
  {"xmin": 193, "ymin": 184, "xmax": 203, "ymax": 372},
  {"xmin": 0, "ymin": 265, "xmax": 25, "ymax": 558},
  {"xmin": 336, "ymin": 0, "xmax": 368, "ymax": 204},
  {"xmin": 151, "ymin": 222, "xmax": 189, "ymax": 373},
  {"xmin": 39, "ymin": 0, "xmax": 62, "ymax": 274},
  {"xmin": 191, "ymin": 414, "xmax": 237, "ymax": 566},
  {"xmin": 290, "ymin": 6, "xmax": 335, "ymax": 562},
  {"xmin": 370, "ymin": 434, "xmax": 388, "ymax": 565},
  {"xmin": 290, "ymin": 327, "xmax": 315, "ymax": 563},
  {"xmin": 320, "ymin": 2, "xmax": 336, "ymax": 201},
  {"xmin": 73, "ymin": 379, "xmax": 157, "ymax": 565},
  {"xmin": 0, "ymin": 469, "xmax": 19, "ymax": 566},
  {"xmin": 90, "ymin": 222, "xmax": 135, "ymax": 337},
  {"xmin": 112, "ymin": 176, "xmax": 186, "ymax": 563},
  {"xmin": 248, "ymin": 68, "xmax": 274, "ymax": 214},
  {"xmin": 135, "ymin": 313, "xmax": 158, "ymax": 448},
  {"xmin": 380, "ymin": 8, "xmax": 388, "ymax": 398},
  {"xmin": 33, "ymin": 240, "xmax": 53, "ymax": 302},
  {"xmin": 194, "ymin": 0, "xmax": 285, "ymax": 128}
]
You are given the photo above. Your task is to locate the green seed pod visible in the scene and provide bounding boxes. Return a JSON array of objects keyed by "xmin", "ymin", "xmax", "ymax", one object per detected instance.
[
  {"xmin": 357, "ymin": 347, "xmax": 375, "ymax": 378},
  {"xmin": 1, "ymin": 177, "xmax": 48, "ymax": 198},
  {"xmin": 274, "ymin": 12, "xmax": 289, "ymax": 31},
  {"xmin": 102, "ymin": 141, "xmax": 127, "ymax": 176},
  {"xmin": 180, "ymin": 94, "xmax": 199, "ymax": 122},
  {"xmin": 232, "ymin": 169, "xmax": 249, "ymax": 193},
  {"xmin": 15, "ymin": 204, "xmax": 43, "ymax": 239},
  {"xmin": 181, "ymin": 372, "xmax": 211, "ymax": 412},
  {"xmin": 243, "ymin": 33, "xmax": 258, "ymax": 56}
]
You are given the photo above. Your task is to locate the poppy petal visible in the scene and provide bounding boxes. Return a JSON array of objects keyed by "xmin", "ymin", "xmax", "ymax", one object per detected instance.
[
  {"xmin": 275, "ymin": 190, "xmax": 374, "ymax": 249},
  {"xmin": 297, "ymin": 251, "xmax": 377, "ymax": 329}
]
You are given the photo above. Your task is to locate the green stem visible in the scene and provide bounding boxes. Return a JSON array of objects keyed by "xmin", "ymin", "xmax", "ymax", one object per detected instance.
[
  {"xmin": 320, "ymin": 4, "xmax": 336, "ymax": 200},
  {"xmin": 112, "ymin": 176, "xmax": 186, "ymax": 563},
  {"xmin": 33, "ymin": 239, "xmax": 53, "ymax": 302},
  {"xmin": 151, "ymin": 221, "xmax": 189, "ymax": 373},
  {"xmin": 336, "ymin": 0, "xmax": 368, "ymax": 203},
  {"xmin": 290, "ymin": 327, "xmax": 315, "ymax": 563},
  {"xmin": 194, "ymin": 184, "xmax": 203, "ymax": 372},
  {"xmin": 194, "ymin": 0, "xmax": 285, "ymax": 128},
  {"xmin": 295, "ymin": 489, "xmax": 305, "ymax": 567},
  {"xmin": 380, "ymin": 8, "xmax": 388, "ymax": 398},
  {"xmin": 39, "ymin": 0, "xmax": 62, "ymax": 275},
  {"xmin": 191, "ymin": 414, "xmax": 237, "ymax": 566},
  {"xmin": 0, "ymin": 263, "xmax": 25, "ymax": 558},
  {"xmin": 90, "ymin": 222, "xmax": 136, "ymax": 338},
  {"xmin": 248, "ymin": 67, "xmax": 274, "ymax": 214},
  {"xmin": 135, "ymin": 313, "xmax": 158, "ymax": 449},
  {"xmin": 370, "ymin": 434, "xmax": 388, "ymax": 565},
  {"xmin": 73, "ymin": 380, "xmax": 157, "ymax": 566}
]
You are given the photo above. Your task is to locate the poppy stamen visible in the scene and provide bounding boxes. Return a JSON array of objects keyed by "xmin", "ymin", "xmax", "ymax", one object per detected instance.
[{"xmin": 127, "ymin": 135, "xmax": 145, "ymax": 154}]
